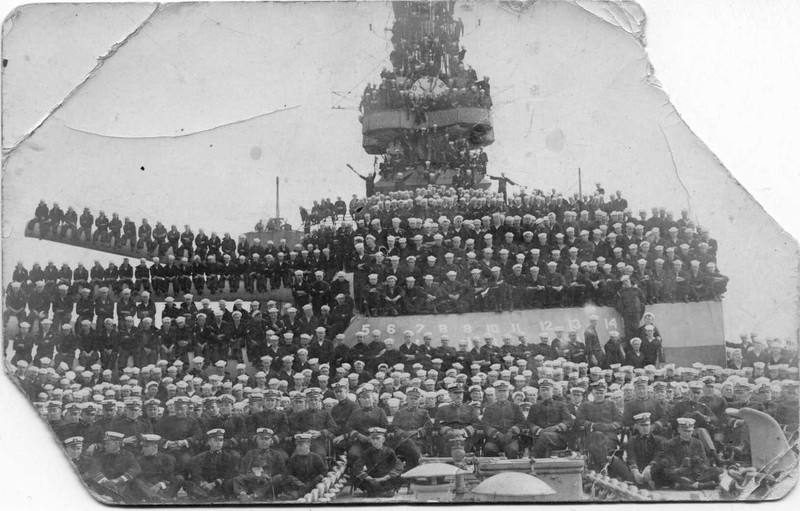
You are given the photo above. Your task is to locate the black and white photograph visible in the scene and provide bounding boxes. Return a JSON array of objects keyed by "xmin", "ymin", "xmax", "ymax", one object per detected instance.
[{"xmin": 1, "ymin": 0, "xmax": 799, "ymax": 506}]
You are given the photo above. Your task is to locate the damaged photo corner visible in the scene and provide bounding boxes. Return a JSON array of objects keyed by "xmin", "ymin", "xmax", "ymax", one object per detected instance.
[{"xmin": 1, "ymin": 0, "xmax": 799, "ymax": 508}]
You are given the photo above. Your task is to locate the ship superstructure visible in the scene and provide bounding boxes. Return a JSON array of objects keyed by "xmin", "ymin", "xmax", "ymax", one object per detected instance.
[{"xmin": 361, "ymin": 1, "xmax": 493, "ymax": 192}]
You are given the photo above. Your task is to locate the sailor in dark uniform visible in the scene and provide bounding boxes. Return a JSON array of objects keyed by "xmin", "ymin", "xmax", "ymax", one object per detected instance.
[
  {"xmin": 287, "ymin": 388, "xmax": 337, "ymax": 459},
  {"xmin": 623, "ymin": 376, "xmax": 667, "ymax": 430},
  {"xmin": 154, "ymin": 396, "xmax": 203, "ymax": 471},
  {"xmin": 577, "ymin": 380, "xmax": 631, "ymax": 480},
  {"xmin": 352, "ymin": 427, "xmax": 404, "ymax": 497},
  {"xmin": 434, "ymin": 383, "xmax": 481, "ymax": 456},
  {"xmin": 388, "ymin": 386, "xmax": 430, "ymax": 469},
  {"xmin": 185, "ymin": 428, "xmax": 239, "ymax": 500},
  {"xmin": 86, "ymin": 431, "xmax": 142, "ymax": 501},
  {"xmin": 108, "ymin": 398, "xmax": 154, "ymax": 451},
  {"xmin": 527, "ymin": 379, "xmax": 574, "ymax": 457},
  {"xmin": 626, "ymin": 412, "xmax": 667, "ymax": 488},
  {"xmin": 659, "ymin": 418, "xmax": 722, "ymax": 489},
  {"xmin": 345, "ymin": 385, "xmax": 390, "ymax": 464},
  {"xmin": 234, "ymin": 428, "xmax": 286, "ymax": 502},
  {"xmin": 64, "ymin": 436, "xmax": 93, "ymax": 478},
  {"xmin": 246, "ymin": 391, "xmax": 290, "ymax": 449},
  {"xmin": 284, "ymin": 433, "xmax": 327, "ymax": 499},
  {"xmin": 668, "ymin": 380, "xmax": 718, "ymax": 455},
  {"xmin": 133, "ymin": 433, "xmax": 185, "ymax": 502},
  {"xmin": 481, "ymin": 380, "xmax": 526, "ymax": 458}
]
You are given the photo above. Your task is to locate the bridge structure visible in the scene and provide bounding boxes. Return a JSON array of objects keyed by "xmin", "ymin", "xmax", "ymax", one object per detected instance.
[{"xmin": 361, "ymin": 1, "xmax": 494, "ymax": 193}]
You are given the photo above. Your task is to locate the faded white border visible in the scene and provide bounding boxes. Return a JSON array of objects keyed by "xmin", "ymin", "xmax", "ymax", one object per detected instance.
[{"xmin": 1, "ymin": 1, "xmax": 798, "ymax": 510}]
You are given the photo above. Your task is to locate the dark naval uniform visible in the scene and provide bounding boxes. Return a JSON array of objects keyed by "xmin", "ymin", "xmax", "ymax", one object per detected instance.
[
  {"xmin": 658, "ymin": 435, "xmax": 721, "ymax": 489},
  {"xmin": 109, "ymin": 416, "xmax": 154, "ymax": 440},
  {"xmin": 352, "ymin": 445, "xmax": 404, "ymax": 496},
  {"xmin": 234, "ymin": 447, "xmax": 287, "ymax": 499},
  {"xmin": 345, "ymin": 406, "xmax": 390, "ymax": 461},
  {"xmin": 527, "ymin": 398, "xmax": 574, "ymax": 457},
  {"xmin": 247, "ymin": 410, "xmax": 290, "ymax": 444},
  {"xmin": 481, "ymin": 399, "xmax": 526, "ymax": 458},
  {"xmin": 186, "ymin": 448, "xmax": 239, "ymax": 500},
  {"xmin": 288, "ymin": 409, "xmax": 337, "ymax": 457},
  {"xmin": 154, "ymin": 415, "xmax": 203, "ymax": 470},
  {"xmin": 623, "ymin": 398, "xmax": 667, "ymax": 429},
  {"xmin": 134, "ymin": 451, "xmax": 184, "ymax": 501},
  {"xmin": 87, "ymin": 449, "xmax": 142, "ymax": 500},
  {"xmin": 331, "ymin": 398, "xmax": 358, "ymax": 436},
  {"xmin": 284, "ymin": 451, "xmax": 326, "ymax": 496},
  {"xmin": 389, "ymin": 404, "xmax": 430, "ymax": 469},
  {"xmin": 626, "ymin": 432, "xmax": 667, "ymax": 487},
  {"xmin": 434, "ymin": 401, "xmax": 480, "ymax": 456},
  {"xmin": 576, "ymin": 398, "xmax": 622, "ymax": 452}
]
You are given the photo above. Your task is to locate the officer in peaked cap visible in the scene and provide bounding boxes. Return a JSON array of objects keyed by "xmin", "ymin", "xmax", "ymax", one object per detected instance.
[
  {"xmin": 326, "ymin": 378, "xmax": 355, "ymax": 441},
  {"xmin": 233, "ymin": 426, "xmax": 285, "ymax": 502},
  {"xmin": 527, "ymin": 378, "xmax": 574, "ymax": 458},
  {"xmin": 185, "ymin": 429, "xmax": 238, "ymax": 500},
  {"xmin": 284, "ymin": 432, "xmax": 327, "ymax": 499},
  {"xmin": 388, "ymin": 385, "xmax": 430, "ymax": 470},
  {"xmin": 64, "ymin": 435, "xmax": 93, "ymax": 476},
  {"xmin": 668, "ymin": 379, "xmax": 717, "ymax": 453},
  {"xmin": 576, "ymin": 378, "xmax": 621, "ymax": 448},
  {"xmin": 153, "ymin": 395, "xmax": 202, "ymax": 471},
  {"xmin": 661, "ymin": 417, "xmax": 722, "ymax": 489},
  {"xmin": 344, "ymin": 384, "xmax": 390, "ymax": 464},
  {"xmin": 108, "ymin": 397, "xmax": 153, "ymax": 450},
  {"xmin": 87, "ymin": 431, "xmax": 141, "ymax": 500},
  {"xmin": 622, "ymin": 375, "xmax": 666, "ymax": 429},
  {"xmin": 286, "ymin": 387, "xmax": 336, "ymax": 458},
  {"xmin": 434, "ymin": 382, "xmax": 480, "ymax": 457},
  {"xmin": 352, "ymin": 427, "xmax": 404, "ymax": 497},
  {"xmin": 481, "ymin": 380, "xmax": 526, "ymax": 458},
  {"xmin": 626, "ymin": 412, "xmax": 667, "ymax": 488},
  {"xmin": 133, "ymin": 433, "xmax": 185, "ymax": 502}
]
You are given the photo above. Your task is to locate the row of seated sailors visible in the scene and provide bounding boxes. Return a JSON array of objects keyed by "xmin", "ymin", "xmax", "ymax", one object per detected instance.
[
  {"xmin": 307, "ymin": 193, "xmax": 639, "ymax": 231},
  {"xmin": 347, "ymin": 262, "xmax": 727, "ymax": 317},
  {"xmin": 309, "ymin": 222, "xmax": 718, "ymax": 279},
  {"xmin": 14, "ymin": 319, "xmax": 788, "ymax": 422},
  {"xmin": 302, "ymin": 212, "xmax": 719, "ymax": 273},
  {"xmin": 345, "ymin": 240, "xmax": 717, "ymax": 273},
  {"xmin": 15, "ymin": 338, "xmax": 800, "ymax": 453},
  {"xmin": 28, "ymin": 201, "xmax": 251, "ymax": 256},
  {"xmin": 315, "ymin": 213, "xmax": 716, "ymax": 259},
  {"xmin": 306, "ymin": 187, "xmax": 654, "ymax": 230},
  {"xmin": 6, "ymin": 238, "xmax": 727, "ymax": 318},
  {"xmin": 7, "ymin": 254, "xmax": 340, "ymax": 295},
  {"xmin": 6, "ymin": 270, "xmax": 712, "ymax": 380},
  {"xmin": 8, "ymin": 289, "xmax": 797, "ymax": 379},
  {"xmin": 10, "ymin": 222, "xmax": 720, "ymax": 289},
  {"xmin": 15, "ymin": 364, "xmax": 800, "ymax": 501},
  {"xmin": 42, "ymin": 391, "xmax": 798, "ymax": 502},
  {"xmin": 9, "ymin": 298, "xmax": 666, "ymax": 367},
  {"xmin": 16, "ymin": 350, "xmax": 800, "ymax": 403},
  {"xmin": 13, "ymin": 335, "xmax": 798, "ymax": 401}
]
